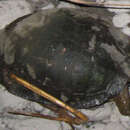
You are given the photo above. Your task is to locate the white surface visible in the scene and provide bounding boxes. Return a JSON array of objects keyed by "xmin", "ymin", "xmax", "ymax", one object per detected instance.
[
  {"xmin": 0, "ymin": 0, "xmax": 32, "ymax": 29},
  {"xmin": 104, "ymin": 122, "xmax": 125, "ymax": 130},
  {"xmin": 112, "ymin": 13, "xmax": 130, "ymax": 28},
  {"xmin": 0, "ymin": 85, "xmax": 130, "ymax": 130},
  {"xmin": 122, "ymin": 26, "xmax": 130, "ymax": 36},
  {"xmin": 12, "ymin": 118, "xmax": 60, "ymax": 130},
  {"xmin": 0, "ymin": 0, "xmax": 130, "ymax": 130},
  {"xmin": 104, "ymin": 0, "xmax": 130, "ymax": 36},
  {"xmin": 81, "ymin": 103, "xmax": 112, "ymax": 121}
]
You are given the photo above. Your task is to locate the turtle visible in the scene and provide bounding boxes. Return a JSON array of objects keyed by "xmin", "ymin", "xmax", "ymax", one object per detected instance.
[{"xmin": 0, "ymin": 7, "xmax": 130, "ymax": 125}]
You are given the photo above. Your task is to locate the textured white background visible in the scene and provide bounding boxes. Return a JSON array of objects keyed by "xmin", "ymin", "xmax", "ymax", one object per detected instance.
[{"xmin": 0, "ymin": 0, "xmax": 130, "ymax": 130}]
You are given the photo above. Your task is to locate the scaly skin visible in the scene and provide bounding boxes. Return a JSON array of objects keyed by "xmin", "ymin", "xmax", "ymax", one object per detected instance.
[{"xmin": 114, "ymin": 86, "xmax": 130, "ymax": 116}]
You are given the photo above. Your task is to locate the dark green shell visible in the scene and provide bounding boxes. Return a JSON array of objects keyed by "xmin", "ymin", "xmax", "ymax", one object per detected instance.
[{"xmin": 0, "ymin": 8, "xmax": 128, "ymax": 108}]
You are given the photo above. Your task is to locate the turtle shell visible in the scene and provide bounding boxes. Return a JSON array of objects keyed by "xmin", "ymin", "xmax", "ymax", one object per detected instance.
[{"xmin": 0, "ymin": 8, "xmax": 128, "ymax": 108}]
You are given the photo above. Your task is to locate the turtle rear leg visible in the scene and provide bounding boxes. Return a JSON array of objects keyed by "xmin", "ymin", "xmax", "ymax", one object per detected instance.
[{"xmin": 114, "ymin": 86, "xmax": 130, "ymax": 116}]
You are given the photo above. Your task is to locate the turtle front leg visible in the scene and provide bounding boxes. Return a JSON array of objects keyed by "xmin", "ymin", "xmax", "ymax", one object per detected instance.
[{"xmin": 114, "ymin": 86, "xmax": 130, "ymax": 116}]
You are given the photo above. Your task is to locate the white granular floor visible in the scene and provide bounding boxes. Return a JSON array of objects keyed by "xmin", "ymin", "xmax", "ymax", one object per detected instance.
[{"xmin": 0, "ymin": 0, "xmax": 130, "ymax": 130}]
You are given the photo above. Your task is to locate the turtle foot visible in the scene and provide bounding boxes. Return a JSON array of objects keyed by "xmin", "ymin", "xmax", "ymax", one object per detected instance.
[{"xmin": 114, "ymin": 86, "xmax": 130, "ymax": 116}]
